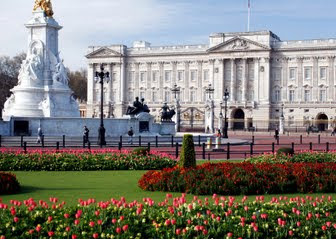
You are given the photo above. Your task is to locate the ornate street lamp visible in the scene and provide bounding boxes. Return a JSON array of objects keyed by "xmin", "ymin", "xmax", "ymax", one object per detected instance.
[
  {"xmin": 95, "ymin": 64, "xmax": 110, "ymax": 146},
  {"xmin": 223, "ymin": 88, "xmax": 229, "ymax": 138},
  {"xmin": 205, "ymin": 83, "xmax": 215, "ymax": 100},
  {"xmin": 171, "ymin": 84, "xmax": 181, "ymax": 132},
  {"xmin": 171, "ymin": 83, "xmax": 180, "ymax": 100}
]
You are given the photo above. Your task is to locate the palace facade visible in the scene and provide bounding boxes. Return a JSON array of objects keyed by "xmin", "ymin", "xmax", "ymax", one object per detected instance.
[{"xmin": 86, "ymin": 31, "xmax": 336, "ymax": 131}]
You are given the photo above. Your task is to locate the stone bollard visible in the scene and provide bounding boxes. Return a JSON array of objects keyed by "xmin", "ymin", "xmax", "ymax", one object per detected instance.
[
  {"xmin": 207, "ymin": 137, "xmax": 212, "ymax": 150},
  {"xmin": 215, "ymin": 137, "xmax": 221, "ymax": 149}
]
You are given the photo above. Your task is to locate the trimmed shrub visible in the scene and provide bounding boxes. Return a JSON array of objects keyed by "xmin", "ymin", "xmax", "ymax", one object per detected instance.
[
  {"xmin": 0, "ymin": 172, "xmax": 20, "ymax": 194},
  {"xmin": 132, "ymin": 147, "xmax": 150, "ymax": 156},
  {"xmin": 277, "ymin": 147, "xmax": 294, "ymax": 156},
  {"xmin": 179, "ymin": 134, "xmax": 196, "ymax": 168}
]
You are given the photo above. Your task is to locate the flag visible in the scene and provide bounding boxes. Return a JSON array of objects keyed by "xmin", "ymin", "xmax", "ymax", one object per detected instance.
[{"xmin": 248, "ymin": 0, "xmax": 250, "ymax": 8}]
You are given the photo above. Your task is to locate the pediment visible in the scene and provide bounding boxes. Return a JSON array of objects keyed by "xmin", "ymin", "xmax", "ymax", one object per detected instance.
[
  {"xmin": 86, "ymin": 47, "xmax": 122, "ymax": 58},
  {"xmin": 207, "ymin": 36, "xmax": 271, "ymax": 53}
]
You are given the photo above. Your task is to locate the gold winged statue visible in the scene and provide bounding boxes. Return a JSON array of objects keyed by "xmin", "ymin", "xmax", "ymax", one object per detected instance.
[{"xmin": 33, "ymin": 0, "xmax": 54, "ymax": 17}]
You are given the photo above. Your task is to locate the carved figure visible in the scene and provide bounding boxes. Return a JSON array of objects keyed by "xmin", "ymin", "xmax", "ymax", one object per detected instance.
[
  {"xmin": 49, "ymin": 51, "xmax": 69, "ymax": 86},
  {"xmin": 18, "ymin": 46, "xmax": 43, "ymax": 85},
  {"xmin": 33, "ymin": 0, "xmax": 54, "ymax": 17},
  {"xmin": 3, "ymin": 95, "xmax": 15, "ymax": 112},
  {"xmin": 126, "ymin": 97, "xmax": 150, "ymax": 115},
  {"xmin": 161, "ymin": 103, "xmax": 176, "ymax": 122},
  {"xmin": 232, "ymin": 39, "xmax": 248, "ymax": 50}
]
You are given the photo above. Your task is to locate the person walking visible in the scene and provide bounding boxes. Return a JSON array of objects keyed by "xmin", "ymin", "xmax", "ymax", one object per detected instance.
[
  {"xmin": 128, "ymin": 127, "xmax": 134, "ymax": 145},
  {"xmin": 36, "ymin": 127, "xmax": 43, "ymax": 144},
  {"xmin": 331, "ymin": 127, "xmax": 336, "ymax": 136},
  {"xmin": 274, "ymin": 127, "xmax": 279, "ymax": 141},
  {"xmin": 83, "ymin": 126, "xmax": 89, "ymax": 144}
]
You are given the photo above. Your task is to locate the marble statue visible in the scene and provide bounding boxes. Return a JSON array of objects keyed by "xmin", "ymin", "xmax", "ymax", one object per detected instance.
[
  {"xmin": 18, "ymin": 45, "xmax": 43, "ymax": 86},
  {"xmin": 49, "ymin": 51, "xmax": 69, "ymax": 86},
  {"xmin": 33, "ymin": 0, "xmax": 54, "ymax": 17},
  {"xmin": 126, "ymin": 97, "xmax": 150, "ymax": 115}
]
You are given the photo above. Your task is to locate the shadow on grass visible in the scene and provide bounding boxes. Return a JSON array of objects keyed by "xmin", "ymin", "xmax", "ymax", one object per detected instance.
[{"xmin": 11, "ymin": 186, "xmax": 98, "ymax": 195}]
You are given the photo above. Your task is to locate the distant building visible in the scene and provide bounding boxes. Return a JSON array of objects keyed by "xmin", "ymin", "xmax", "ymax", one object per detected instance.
[{"xmin": 86, "ymin": 31, "xmax": 336, "ymax": 131}]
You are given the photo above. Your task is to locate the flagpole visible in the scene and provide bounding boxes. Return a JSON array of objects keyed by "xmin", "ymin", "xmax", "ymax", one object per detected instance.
[{"xmin": 247, "ymin": 0, "xmax": 251, "ymax": 32}]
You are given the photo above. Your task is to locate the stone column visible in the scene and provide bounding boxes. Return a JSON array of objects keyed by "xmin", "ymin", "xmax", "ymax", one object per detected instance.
[
  {"xmin": 297, "ymin": 57, "xmax": 304, "ymax": 102},
  {"xmin": 171, "ymin": 61, "xmax": 178, "ymax": 86},
  {"xmin": 242, "ymin": 58, "xmax": 247, "ymax": 102},
  {"xmin": 107, "ymin": 63, "xmax": 113, "ymax": 103},
  {"xmin": 119, "ymin": 59, "xmax": 126, "ymax": 103},
  {"xmin": 146, "ymin": 62, "xmax": 152, "ymax": 101},
  {"xmin": 197, "ymin": 60, "xmax": 203, "ymax": 102},
  {"xmin": 312, "ymin": 57, "xmax": 318, "ymax": 101},
  {"xmin": 159, "ymin": 61, "xmax": 164, "ymax": 102},
  {"xmin": 254, "ymin": 58, "xmax": 260, "ymax": 102},
  {"xmin": 230, "ymin": 59, "xmax": 236, "ymax": 101},
  {"xmin": 282, "ymin": 58, "xmax": 289, "ymax": 101},
  {"xmin": 261, "ymin": 57, "xmax": 270, "ymax": 102},
  {"xmin": 134, "ymin": 63, "xmax": 140, "ymax": 99},
  {"xmin": 184, "ymin": 61, "xmax": 190, "ymax": 102},
  {"xmin": 328, "ymin": 56, "xmax": 335, "ymax": 101},
  {"xmin": 209, "ymin": 59, "xmax": 215, "ymax": 88},
  {"xmin": 86, "ymin": 63, "xmax": 95, "ymax": 117},
  {"xmin": 217, "ymin": 59, "xmax": 225, "ymax": 101}
]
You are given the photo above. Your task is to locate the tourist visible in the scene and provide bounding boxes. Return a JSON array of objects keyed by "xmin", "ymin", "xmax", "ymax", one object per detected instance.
[
  {"xmin": 274, "ymin": 127, "xmax": 279, "ymax": 141},
  {"xmin": 83, "ymin": 126, "xmax": 89, "ymax": 143},
  {"xmin": 128, "ymin": 127, "xmax": 134, "ymax": 145},
  {"xmin": 216, "ymin": 129, "xmax": 222, "ymax": 138},
  {"xmin": 36, "ymin": 127, "xmax": 43, "ymax": 144}
]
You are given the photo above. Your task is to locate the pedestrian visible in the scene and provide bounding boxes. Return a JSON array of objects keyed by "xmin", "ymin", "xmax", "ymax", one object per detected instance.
[
  {"xmin": 36, "ymin": 127, "xmax": 43, "ymax": 143},
  {"xmin": 128, "ymin": 127, "xmax": 134, "ymax": 145},
  {"xmin": 216, "ymin": 129, "xmax": 222, "ymax": 138},
  {"xmin": 274, "ymin": 127, "xmax": 279, "ymax": 140},
  {"xmin": 83, "ymin": 126, "xmax": 89, "ymax": 143}
]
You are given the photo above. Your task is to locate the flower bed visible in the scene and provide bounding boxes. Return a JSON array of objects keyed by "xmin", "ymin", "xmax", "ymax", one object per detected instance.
[
  {"xmin": 139, "ymin": 162, "xmax": 336, "ymax": 195},
  {"xmin": 0, "ymin": 172, "xmax": 20, "ymax": 194},
  {"xmin": 0, "ymin": 149, "xmax": 177, "ymax": 171},
  {"xmin": 248, "ymin": 151, "xmax": 336, "ymax": 163},
  {"xmin": 0, "ymin": 195, "xmax": 336, "ymax": 238}
]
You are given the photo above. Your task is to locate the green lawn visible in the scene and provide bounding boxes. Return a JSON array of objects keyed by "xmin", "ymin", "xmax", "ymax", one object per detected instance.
[{"xmin": 1, "ymin": 170, "xmax": 336, "ymax": 206}]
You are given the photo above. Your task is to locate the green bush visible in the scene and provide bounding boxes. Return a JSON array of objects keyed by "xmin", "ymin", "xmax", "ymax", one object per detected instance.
[
  {"xmin": 132, "ymin": 147, "xmax": 150, "ymax": 156},
  {"xmin": 179, "ymin": 134, "xmax": 196, "ymax": 168},
  {"xmin": 0, "ymin": 172, "xmax": 20, "ymax": 194},
  {"xmin": 277, "ymin": 147, "xmax": 294, "ymax": 156}
]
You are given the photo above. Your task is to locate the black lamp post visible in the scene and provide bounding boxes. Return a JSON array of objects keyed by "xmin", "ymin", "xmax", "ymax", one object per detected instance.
[
  {"xmin": 95, "ymin": 64, "xmax": 110, "ymax": 146},
  {"xmin": 281, "ymin": 103, "xmax": 284, "ymax": 118},
  {"xmin": 223, "ymin": 88, "xmax": 230, "ymax": 138},
  {"xmin": 171, "ymin": 83, "xmax": 180, "ymax": 100},
  {"xmin": 205, "ymin": 83, "xmax": 214, "ymax": 100}
]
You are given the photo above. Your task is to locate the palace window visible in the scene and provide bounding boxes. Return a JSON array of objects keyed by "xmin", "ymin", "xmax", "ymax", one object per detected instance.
[
  {"xmin": 152, "ymin": 71, "xmax": 159, "ymax": 82},
  {"xmin": 203, "ymin": 70, "xmax": 209, "ymax": 81},
  {"xmin": 164, "ymin": 91, "xmax": 171, "ymax": 102},
  {"xmin": 177, "ymin": 71, "xmax": 184, "ymax": 81},
  {"xmin": 289, "ymin": 90, "xmax": 295, "ymax": 102},
  {"xmin": 190, "ymin": 90, "xmax": 196, "ymax": 102},
  {"xmin": 237, "ymin": 90, "xmax": 242, "ymax": 102},
  {"xmin": 274, "ymin": 68, "xmax": 282, "ymax": 81},
  {"xmin": 140, "ymin": 91, "xmax": 145, "ymax": 100},
  {"xmin": 152, "ymin": 91, "xmax": 157, "ymax": 102},
  {"xmin": 112, "ymin": 72, "xmax": 118, "ymax": 81},
  {"xmin": 179, "ymin": 89, "xmax": 185, "ymax": 101},
  {"xmin": 304, "ymin": 90, "xmax": 311, "ymax": 102},
  {"xmin": 320, "ymin": 67, "xmax": 327, "ymax": 80},
  {"xmin": 140, "ymin": 72, "xmax": 146, "ymax": 82},
  {"xmin": 320, "ymin": 89, "xmax": 326, "ymax": 102},
  {"xmin": 249, "ymin": 90, "xmax": 254, "ymax": 101},
  {"xmin": 304, "ymin": 67, "xmax": 312, "ymax": 81},
  {"xmin": 190, "ymin": 70, "xmax": 197, "ymax": 81},
  {"xmin": 289, "ymin": 68, "xmax": 296, "ymax": 81},
  {"xmin": 128, "ymin": 71, "xmax": 135, "ymax": 82},
  {"xmin": 128, "ymin": 91, "xmax": 134, "ymax": 102},
  {"xmin": 165, "ymin": 71, "xmax": 171, "ymax": 82},
  {"xmin": 248, "ymin": 65, "xmax": 255, "ymax": 80},
  {"xmin": 275, "ymin": 90, "xmax": 281, "ymax": 102},
  {"xmin": 111, "ymin": 90, "xmax": 116, "ymax": 102}
]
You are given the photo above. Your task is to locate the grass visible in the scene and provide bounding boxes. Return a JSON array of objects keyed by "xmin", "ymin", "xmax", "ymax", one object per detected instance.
[{"xmin": 1, "ymin": 170, "xmax": 336, "ymax": 206}]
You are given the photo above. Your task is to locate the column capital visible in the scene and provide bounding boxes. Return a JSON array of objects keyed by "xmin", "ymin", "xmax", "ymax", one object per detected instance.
[
  {"xmin": 263, "ymin": 57, "xmax": 270, "ymax": 63},
  {"xmin": 328, "ymin": 55, "xmax": 336, "ymax": 61},
  {"xmin": 158, "ymin": 61, "xmax": 166, "ymax": 66},
  {"xmin": 197, "ymin": 60, "xmax": 204, "ymax": 64},
  {"xmin": 146, "ymin": 62, "xmax": 153, "ymax": 66},
  {"xmin": 209, "ymin": 59, "xmax": 216, "ymax": 63},
  {"xmin": 282, "ymin": 57, "xmax": 290, "ymax": 63},
  {"xmin": 312, "ymin": 56, "xmax": 319, "ymax": 61},
  {"xmin": 89, "ymin": 63, "xmax": 94, "ymax": 68},
  {"xmin": 217, "ymin": 58, "xmax": 225, "ymax": 63},
  {"xmin": 230, "ymin": 58, "xmax": 236, "ymax": 62},
  {"xmin": 171, "ymin": 61, "xmax": 179, "ymax": 65},
  {"xmin": 184, "ymin": 60, "xmax": 192, "ymax": 65}
]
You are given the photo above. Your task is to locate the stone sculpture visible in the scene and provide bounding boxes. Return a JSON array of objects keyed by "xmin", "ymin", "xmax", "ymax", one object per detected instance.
[
  {"xmin": 161, "ymin": 103, "xmax": 175, "ymax": 122},
  {"xmin": 49, "ymin": 51, "xmax": 69, "ymax": 86},
  {"xmin": 126, "ymin": 97, "xmax": 150, "ymax": 115},
  {"xmin": 33, "ymin": 0, "xmax": 54, "ymax": 17}
]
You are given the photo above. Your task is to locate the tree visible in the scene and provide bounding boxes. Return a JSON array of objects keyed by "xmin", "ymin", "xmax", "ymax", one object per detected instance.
[
  {"xmin": 0, "ymin": 52, "xmax": 26, "ymax": 111},
  {"xmin": 67, "ymin": 68, "xmax": 87, "ymax": 101}
]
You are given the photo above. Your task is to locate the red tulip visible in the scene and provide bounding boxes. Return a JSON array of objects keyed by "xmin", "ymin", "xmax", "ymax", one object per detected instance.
[
  {"xmin": 13, "ymin": 217, "xmax": 19, "ymax": 223},
  {"xmin": 227, "ymin": 232, "xmax": 233, "ymax": 237},
  {"xmin": 72, "ymin": 235, "xmax": 77, "ymax": 239},
  {"xmin": 322, "ymin": 225, "xmax": 327, "ymax": 231},
  {"xmin": 111, "ymin": 218, "xmax": 117, "ymax": 224},
  {"xmin": 64, "ymin": 213, "xmax": 70, "ymax": 219},
  {"xmin": 89, "ymin": 221, "xmax": 95, "ymax": 227},
  {"xmin": 116, "ymin": 227, "xmax": 122, "ymax": 234},
  {"xmin": 48, "ymin": 216, "xmax": 53, "ymax": 222},
  {"xmin": 92, "ymin": 233, "xmax": 99, "ymax": 239},
  {"xmin": 48, "ymin": 231, "xmax": 54, "ymax": 237},
  {"xmin": 122, "ymin": 225, "xmax": 129, "ymax": 231},
  {"xmin": 66, "ymin": 227, "xmax": 71, "ymax": 232},
  {"xmin": 36, "ymin": 225, "xmax": 42, "ymax": 232},
  {"xmin": 289, "ymin": 230, "xmax": 293, "ymax": 236}
]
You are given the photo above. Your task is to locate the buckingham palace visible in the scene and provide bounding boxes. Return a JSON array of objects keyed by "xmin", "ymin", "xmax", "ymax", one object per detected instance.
[{"xmin": 86, "ymin": 30, "xmax": 336, "ymax": 131}]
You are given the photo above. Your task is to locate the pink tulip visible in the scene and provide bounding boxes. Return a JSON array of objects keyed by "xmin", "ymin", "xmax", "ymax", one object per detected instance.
[{"xmin": 122, "ymin": 225, "xmax": 129, "ymax": 231}]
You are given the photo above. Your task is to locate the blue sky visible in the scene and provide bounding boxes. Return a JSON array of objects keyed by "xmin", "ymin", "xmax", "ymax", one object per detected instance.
[{"xmin": 1, "ymin": 0, "xmax": 336, "ymax": 69}]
